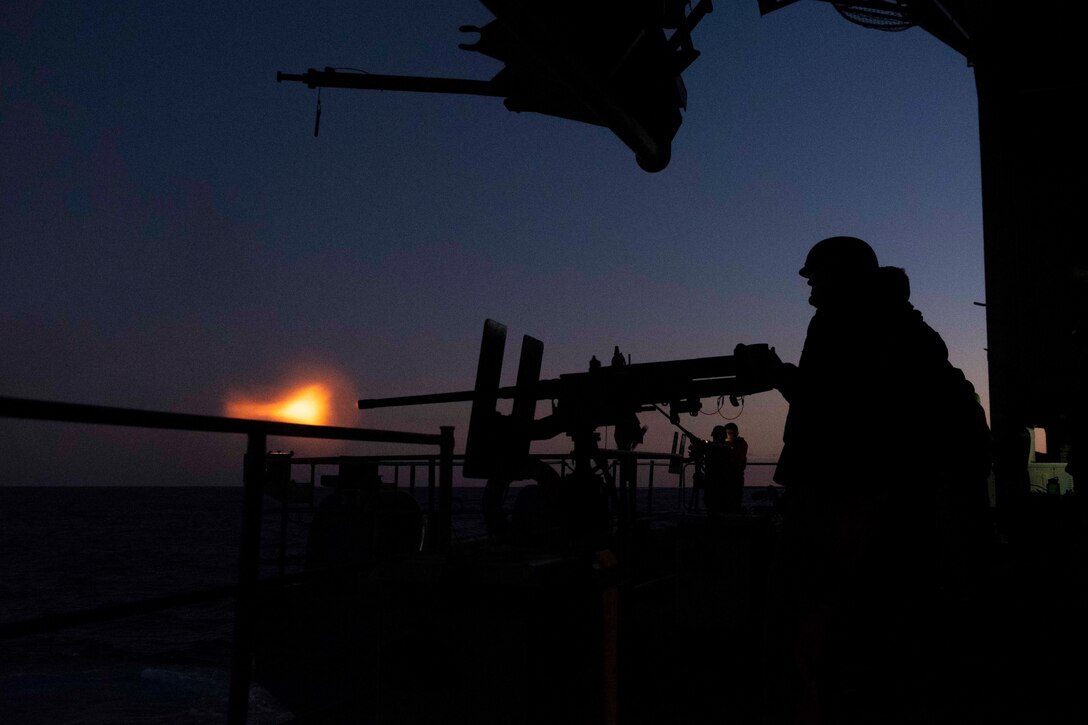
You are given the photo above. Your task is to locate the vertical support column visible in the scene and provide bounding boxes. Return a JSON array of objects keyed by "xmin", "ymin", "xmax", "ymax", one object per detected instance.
[
  {"xmin": 428, "ymin": 458, "xmax": 436, "ymax": 514},
  {"xmin": 278, "ymin": 495, "xmax": 288, "ymax": 577},
  {"xmin": 612, "ymin": 460, "xmax": 623, "ymax": 518},
  {"xmin": 438, "ymin": 426, "xmax": 455, "ymax": 547},
  {"xmin": 626, "ymin": 458, "xmax": 637, "ymax": 521},
  {"xmin": 647, "ymin": 460, "xmax": 655, "ymax": 515},
  {"xmin": 229, "ymin": 432, "xmax": 266, "ymax": 725},
  {"xmin": 620, "ymin": 456, "xmax": 636, "ymax": 523},
  {"xmin": 596, "ymin": 549, "xmax": 619, "ymax": 725},
  {"xmin": 617, "ymin": 455, "xmax": 636, "ymax": 572}
]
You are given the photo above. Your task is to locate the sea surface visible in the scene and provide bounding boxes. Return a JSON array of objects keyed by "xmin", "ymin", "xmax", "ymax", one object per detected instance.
[{"xmin": 0, "ymin": 485, "xmax": 776, "ymax": 724}]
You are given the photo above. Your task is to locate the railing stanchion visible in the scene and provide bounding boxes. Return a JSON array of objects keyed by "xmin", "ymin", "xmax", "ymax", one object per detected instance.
[
  {"xmin": 229, "ymin": 431, "xmax": 266, "ymax": 725},
  {"xmin": 309, "ymin": 464, "xmax": 316, "ymax": 508},
  {"xmin": 278, "ymin": 495, "xmax": 288, "ymax": 577},
  {"xmin": 428, "ymin": 458, "xmax": 436, "ymax": 514},
  {"xmin": 438, "ymin": 427, "xmax": 455, "ymax": 546},
  {"xmin": 647, "ymin": 460, "xmax": 655, "ymax": 515}
]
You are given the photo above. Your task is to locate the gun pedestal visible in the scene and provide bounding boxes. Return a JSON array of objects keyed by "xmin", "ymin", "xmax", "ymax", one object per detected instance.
[{"xmin": 565, "ymin": 427, "xmax": 620, "ymax": 548}]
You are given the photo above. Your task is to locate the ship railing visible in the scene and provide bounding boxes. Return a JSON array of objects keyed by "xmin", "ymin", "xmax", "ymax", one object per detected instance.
[
  {"xmin": 259, "ymin": 451, "xmax": 700, "ymax": 574},
  {"xmin": 294, "ymin": 451, "xmax": 779, "ymax": 522},
  {"xmin": 260, "ymin": 452, "xmax": 781, "ymax": 586},
  {"xmin": 0, "ymin": 395, "xmax": 454, "ymax": 725}
]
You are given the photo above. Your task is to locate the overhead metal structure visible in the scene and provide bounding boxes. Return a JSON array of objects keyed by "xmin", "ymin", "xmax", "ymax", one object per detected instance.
[{"xmin": 278, "ymin": 0, "xmax": 713, "ymax": 172}]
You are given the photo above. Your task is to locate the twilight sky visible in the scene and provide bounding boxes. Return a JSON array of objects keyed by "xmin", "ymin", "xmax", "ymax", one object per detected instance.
[{"xmin": 1, "ymin": 1, "xmax": 986, "ymax": 485}]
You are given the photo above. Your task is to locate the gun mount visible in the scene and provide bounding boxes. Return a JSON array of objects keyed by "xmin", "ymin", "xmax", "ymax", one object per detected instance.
[
  {"xmin": 359, "ymin": 319, "xmax": 778, "ymax": 542},
  {"xmin": 359, "ymin": 319, "xmax": 777, "ymax": 477}
]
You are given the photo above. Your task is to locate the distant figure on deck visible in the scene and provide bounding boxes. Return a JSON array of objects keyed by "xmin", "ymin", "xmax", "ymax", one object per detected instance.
[
  {"xmin": 690, "ymin": 423, "xmax": 748, "ymax": 514},
  {"xmin": 706, "ymin": 423, "xmax": 748, "ymax": 514},
  {"xmin": 758, "ymin": 236, "xmax": 991, "ymax": 725}
]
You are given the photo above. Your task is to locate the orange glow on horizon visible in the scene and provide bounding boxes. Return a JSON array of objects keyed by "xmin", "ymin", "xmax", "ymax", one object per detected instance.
[{"xmin": 225, "ymin": 383, "xmax": 331, "ymax": 425}]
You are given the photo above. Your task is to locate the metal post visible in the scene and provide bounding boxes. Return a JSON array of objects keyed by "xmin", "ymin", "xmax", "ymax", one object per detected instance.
[
  {"xmin": 596, "ymin": 549, "xmax": 619, "ymax": 725},
  {"xmin": 647, "ymin": 460, "xmax": 655, "ymax": 515},
  {"xmin": 438, "ymin": 426, "xmax": 455, "ymax": 547},
  {"xmin": 625, "ymin": 457, "xmax": 637, "ymax": 522},
  {"xmin": 278, "ymin": 495, "xmax": 288, "ymax": 577},
  {"xmin": 229, "ymin": 432, "xmax": 266, "ymax": 725},
  {"xmin": 428, "ymin": 458, "xmax": 436, "ymax": 514},
  {"xmin": 619, "ymin": 457, "xmax": 635, "ymax": 568}
]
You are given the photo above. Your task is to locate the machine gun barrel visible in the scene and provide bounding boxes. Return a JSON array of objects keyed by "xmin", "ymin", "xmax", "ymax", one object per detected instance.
[
  {"xmin": 358, "ymin": 387, "xmax": 514, "ymax": 410},
  {"xmin": 356, "ymin": 319, "xmax": 779, "ymax": 478},
  {"xmin": 359, "ymin": 352, "xmax": 764, "ymax": 411},
  {"xmin": 277, "ymin": 67, "xmax": 507, "ymax": 96}
]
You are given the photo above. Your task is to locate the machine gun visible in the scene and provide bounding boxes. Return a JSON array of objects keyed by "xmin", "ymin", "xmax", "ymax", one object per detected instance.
[
  {"xmin": 358, "ymin": 319, "xmax": 780, "ymax": 540},
  {"xmin": 276, "ymin": 1, "xmax": 713, "ymax": 172}
]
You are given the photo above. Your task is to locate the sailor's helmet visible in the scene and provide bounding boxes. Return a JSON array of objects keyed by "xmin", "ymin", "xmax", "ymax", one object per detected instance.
[{"xmin": 799, "ymin": 236, "xmax": 878, "ymax": 279}]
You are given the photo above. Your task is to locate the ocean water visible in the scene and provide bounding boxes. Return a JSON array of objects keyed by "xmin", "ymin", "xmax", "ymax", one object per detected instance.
[
  {"xmin": 1, "ymin": 487, "xmax": 260, "ymax": 724},
  {"xmin": 0, "ymin": 485, "xmax": 777, "ymax": 724}
]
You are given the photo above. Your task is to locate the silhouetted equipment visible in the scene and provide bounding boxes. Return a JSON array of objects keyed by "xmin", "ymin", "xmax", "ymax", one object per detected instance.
[
  {"xmin": 258, "ymin": 450, "xmax": 313, "ymax": 504},
  {"xmin": 277, "ymin": 0, "xmax": 713, "ymax": 171},
  {"xmin": 306, "ymin": 461, "xmax": 424, "ymax": 571},
  {"xmin": 264, "ymin": 450, "xmax": 293, "ymax": 489},
  {"xmin": 359, "ymin": 318, "xmax": 777, "ymax": 480},
  {"xmin": 759, "ymin": 1, "xmax": 971, "ymax": 57},
  {"xmin": 360, "ymin": 318, "xmax": 776, "ymax": 541}
]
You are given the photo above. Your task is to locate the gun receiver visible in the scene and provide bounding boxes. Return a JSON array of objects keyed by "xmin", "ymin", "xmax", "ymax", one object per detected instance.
[{"xmin": 358, "ymin": 319, "xmax": 778, "ymax": 478}]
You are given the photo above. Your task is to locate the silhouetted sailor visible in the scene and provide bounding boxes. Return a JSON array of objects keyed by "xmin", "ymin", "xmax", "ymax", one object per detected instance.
[
  {"xmin": 720, "ymin": 423, "xmax": 748, "ymax": 511},
  {"xmin": 699, "ymin": 423, "xmax": 748, "ymax": 515},
  {"xmin": 759, "ymin": 236, "xmax": 991, "ymax": 725}
]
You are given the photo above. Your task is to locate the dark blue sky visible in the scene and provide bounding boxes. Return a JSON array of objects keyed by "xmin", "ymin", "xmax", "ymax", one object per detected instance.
[{"xmin": 1, "ymin": 1, "xmax": 985, "ymax": 484}]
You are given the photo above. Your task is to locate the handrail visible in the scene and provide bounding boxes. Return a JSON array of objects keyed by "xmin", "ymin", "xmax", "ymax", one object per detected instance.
[{"xmin": 0, "ymin": 396, "xmax": 440, "ymax": 444}]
